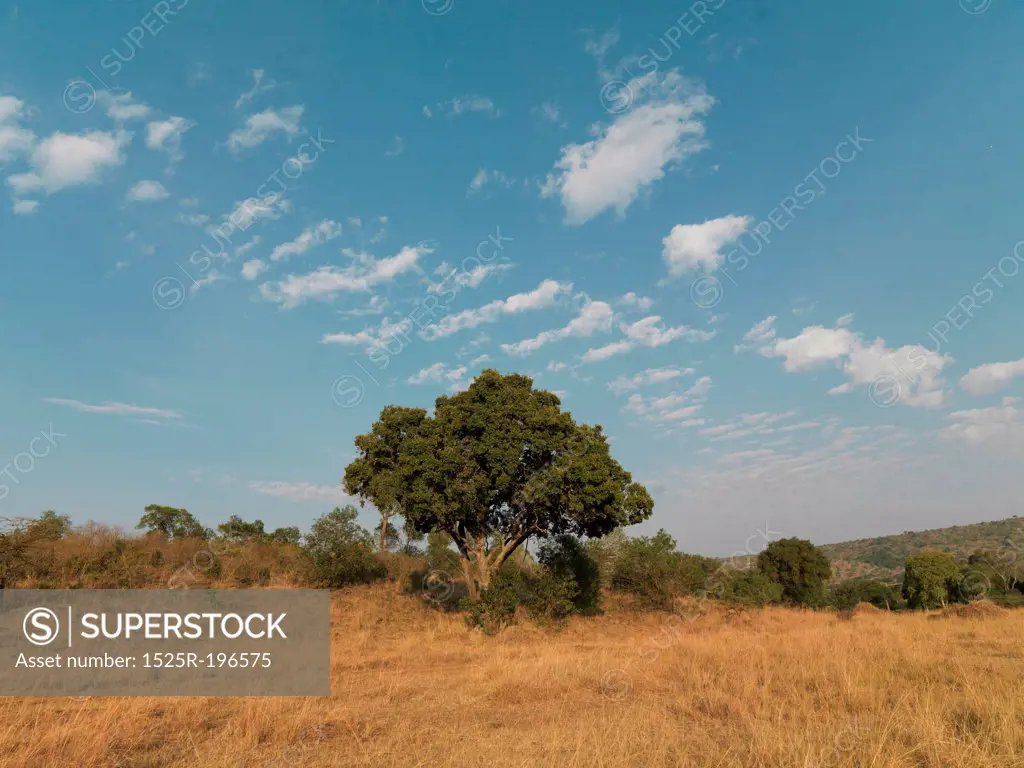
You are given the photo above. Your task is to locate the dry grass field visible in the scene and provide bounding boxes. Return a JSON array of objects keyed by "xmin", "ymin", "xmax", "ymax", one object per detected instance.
[{"xmin": 1, "ymin": 586, "xmax": 1022, "ymax": 768}]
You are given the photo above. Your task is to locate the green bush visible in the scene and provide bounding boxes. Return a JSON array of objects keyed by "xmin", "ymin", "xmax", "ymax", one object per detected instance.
[
  {"xmin": 721, "ymin": 569, "xmax": 784, "ymax": 607},
  {"xmin": 538, "ymin": 535, "xmax": 602, "ymax": 615},
  {"xmin": 831, "ymin": 578, "xmax": 900, "ymax": 611},
  {"xmin": 612, "ymin": 530, "xmax": 715, "ymax": 609},
  {"xmin": 462, "ymin": 566, "xmax": 575, "ymax": 634},
  {"xmin": 301, "ymin": 505, "xmax": 386, "ymax": 588}
]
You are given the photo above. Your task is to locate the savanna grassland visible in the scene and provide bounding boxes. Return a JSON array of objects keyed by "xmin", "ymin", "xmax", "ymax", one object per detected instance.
[{"xmin": 1, "ymin": 585, "xmax": 1021, "ymax": 768}]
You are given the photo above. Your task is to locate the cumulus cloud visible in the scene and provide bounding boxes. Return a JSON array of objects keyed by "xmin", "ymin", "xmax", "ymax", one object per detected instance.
[
  {"xmin": 541, "ymin": 70, "xmax": 714, "ymax": 224},
  {"xmin": 227, "ymin": 106, "xmax": 303, "ymax": 153},
  {"xmin": 126, "ymin": 179, "xmax": 169, "ymax": 202},
  {"xmin": 234, "ymin": 69, "xmax": 277, "ymax": 109},
  {"xmin": 146, "ymin": 116, "xmax": 195, "ymax": 162},
  {"xmin": 942, "ymin": 398, "xmax": 1023, "ymax": 446},
  {"xmin": 407, "ymin": 363, "xmax": 468, "ymax": 386},
  {"xmin": 744, "ymin": 316, "xmax": 953, "ymax": 407},
  {"xmin": 0, "ymin": 95, "xmax": 35, "ymax": 163},
  {"xmin": 7, "ymin": 130, "xmax": 130, "ymax": 195},
  {"xmin": 960, "ymin": 358, "xmax": 1024, "ymax": 397},
  {"xmin": 661, "ymin": 214, "xmax": 752, "ymax": 276}
]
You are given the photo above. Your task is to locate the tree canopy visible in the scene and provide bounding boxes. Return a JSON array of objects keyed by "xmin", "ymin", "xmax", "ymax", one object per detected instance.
[
  {"xmin": 756, "ymin": 537, "xmax": 832, "ymax": 607},
  {"xmin": 343, "ymin": 370, "xmax": 653, "ymax": 596},
  {"xmin": 136, "ymin": 505, "xmax": 207, "ymax": 540}
]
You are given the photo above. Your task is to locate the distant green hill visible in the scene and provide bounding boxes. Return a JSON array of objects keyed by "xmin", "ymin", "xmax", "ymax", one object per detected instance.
[
  {"xmin": 821, "ymin": 517, "xmax": 1024, "ymax": 583},
  {"xmin": 726, "ymin": 517, "xmax": 1024, "ymax": 584}
]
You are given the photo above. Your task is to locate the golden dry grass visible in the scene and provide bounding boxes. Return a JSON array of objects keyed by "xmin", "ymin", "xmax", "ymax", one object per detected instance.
[{"xmin": 1, "ymin": 585, "xmax": 1022, "ymax": 767}]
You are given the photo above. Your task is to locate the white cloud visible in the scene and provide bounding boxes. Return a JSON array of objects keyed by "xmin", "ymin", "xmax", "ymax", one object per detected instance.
[
  {"xmin": 623, "ymin": 376, "xmax": 713, "ymax": 426},
  {"xmin": 427, "ymin": 95, "xmax": 499, "ymax": 119},
  {"xmin": 608, "ymin": 366, "xmax": 694, "ymax": 395},
  {"xmin": 175, "ymin": 212, "xmax": 211, "ymax": 227},
  {"xmin": 98, "ymin": 91, "xmax": 150, "ymax": 121},
  {"xmin": 7, "ymin": 130, "xmax": 129, "ymax": 194},
  {"xmin": 408, "ymin": 363, "xmax": 468, "ymax": 385},
  {"xmin": 126, "ymin": 179, "xmax": 169, "ymax": 202},
  {"xmin": 248, "ymin": 481, "xmax": 351, "ymax": 503},
  {"xmin": 270, "ymin": 220, "xmax": 342, "ymax": 263},
  {"xmin": 262, "ymin": 245, "xmax": 430, "ymax": 308},
  {"xmin": 532, "ymin": 101, "xmax": 564, "ymax": 126},
  {"xmin": 749, "ymin": 318, "xmax": 953, "ymax": 407},
  {"xmin": 241, "ymin": 259, "xmax": 268, "ymax": 280},
  {"xmin": 960, "ymin": 358, "xmax": 1024, "ymax": 397},
  {"xmin": 700, "ymin": 410, "xmax": 799, "ymax": 442},
  {"xmin": 189, "ymin": 270, "xmax": 225, "ymax": 294},
  {"xmin": 339, "ymin": 295, "xmax": 389, "ymax": 316},
  {"xmin": 428, "ymin": 262, "xmax": 511, "ymax": 294},
  {"xmin": 427, "ymin": 280, "xmax": 571, "ymax": 340},
  {"xmin": 146, "ymin": 116, "xmax": 195, "ymax": 162},
  {"xmin": 219, "ymin": 192, "xmax": 290, "ymax": 233},
  {"xmin": 734, "ymin": 315, "xmax": 778, "ymax": 353},
  {"xmin": 581, "ymin": 340, "xmax": 633, "ymax": 363},
  {"xmin": 942, "ymin": 398, "xmax": 1023, "ymax": 446},
  {"xmin": 227, "ymin": 106, "xmax": 303, "ymax": 154},
  {"xmin": 42, "ymin": 398, "xmax": 181, "ymax": 420},
  {"xmin": 619, "ymin": 292, "xmax": 654, "ymax": 310},
  {"xmin": 468, "ymin": 168, "xmax": 514, "ymax": 195},
  {"xmin": 385, "ymin": 136, "xmax": 404, "ymax": 156},
  {"xmin": 541, "ymin": 70, "xmax": 714, "ymax": 224},
  {"xmin": 234, "ymin": 236, "xmax": 262, "ymax": 258},
  {"xmin": 12, "ymin": 199, "xmax": 37, "ymax": 215},
  {"xmin": 661, "ymin": 214, "xmax": 752, "ymax": 276},
  {"xmin": 500, "ymin": 297, "xmax": 612, "ymax": 356},
  {"xmin": 0, "ymin": 96, "xmax": 35, "ymax": 163},
  {"xmin": 234, "ymin": 68, "xmax": 277, "ymax": 109},
  {"xmin": 836, "ymin": 313, "xmax": 855, "ymax": 327},
  {"xmin": 622, "ymin": 315, "xmax": 712, "ymax": 347}
]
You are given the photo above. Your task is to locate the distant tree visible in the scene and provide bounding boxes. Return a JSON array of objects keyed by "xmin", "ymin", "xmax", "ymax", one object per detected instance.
[
  {"xmin": 612, "ymin": 530, "xmax": 715, "ymax": 609},
  {"xmin": 722, "ymin": 569, "xmax": 784, "ymax": 607},
  {"xmin": 269, "ymin": 526, "xmax": 301, "ymax": 545},
  {"xmin": 757, "ymin": 538, "xmax": 832, "ymax": 607},
  {"xmin": 425, "ymin": 531, "xmax": 461, "ymax": 575},
  {"xmin": 586, "ymin": 528, "xmax": 628, "ymax": 589},
  {"xmin": 344, "ymin": 371, "xmax": 653, "ymax": 598},
  {"xmin": 301, "ymin": 505, "xmax": 385, "ymax": 587},
  {"xmin": 26, "ymin": 510, "xmax": 72, "ymax": 541},
  {"xmin": 902, "ymin": 551, "xmax": 962, "ymax": 609},
  {"xmin": 373, "ymin": 520, "xmax": 402, "ymax": 552},
  {"xmin": 136, "ymin": 505, "xmax": 207, "ymax": 540},
  {"xmin": 343, "ymin": 405, "xmax": 427, "ymax": 554},
  {"xmin": 832, "ymin": 578, "xmax": 900, "ymax": 611},
  {"xmin": 217, "ymin": 515, "xmax": 267, "ymax": 541}
]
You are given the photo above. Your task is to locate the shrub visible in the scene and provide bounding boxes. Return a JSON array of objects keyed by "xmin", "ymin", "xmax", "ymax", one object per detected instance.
[
  {"xmin": 537, "ymin": 535, "xmax": 602, "ymax": 615},
  {"xmin": 301, "ymin": 505, "xmax": 386, "ymax": 588},
  {"xmin": 722, "ymin": 569, "xmax": 784, "ymax": 607},
  {"xmin": 832, "ymin": 579, "xmax": 900, "ymax": 611},
  {"xmin": 757, "ymin": 538, "xmax": 832, "ymax": 608},
  {"xmin": 462, "ymin": 565, "xmax": 576, "ymax": 634},
  {"xmin": 612, "ymin": 530, "xmax": 715, "ymax": 609}
]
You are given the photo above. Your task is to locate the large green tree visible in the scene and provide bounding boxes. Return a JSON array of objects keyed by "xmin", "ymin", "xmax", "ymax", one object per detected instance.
[
  {"xmin": 344, "ymin": 370, "xmax": 654, "ymax": 597},
  {"xmin": 757, "ymin": 537, "xmax": 832, "ymax": 607},
  {"xmin": 902, "ymin": 551, "xmax": 962, "ymax": 609},
  {"xmin": 343, "ymin": 405, "xmax": 428, "ymax": 553}
]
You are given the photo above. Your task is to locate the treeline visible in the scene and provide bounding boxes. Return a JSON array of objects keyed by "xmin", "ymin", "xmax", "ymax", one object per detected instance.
[{"xmin": 2, "ymin": 507, "xmax": 1021, "ymax": 633}]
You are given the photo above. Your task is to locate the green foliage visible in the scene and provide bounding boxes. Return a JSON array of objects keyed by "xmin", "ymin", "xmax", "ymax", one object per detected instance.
[
  {"xmin": 832, "ymin": 578, "xmax": 901, "ymax": 611},
  {"xmin": 217, "ymin": 515, "xmax": 267, "ymax": 541},
  {"xmin": 137, "ymin": 505, "xmax": 207, "ymax": 540},
  {"xmin": 425, "ymin": 531, "xmax": 462, "ymax": 575},
  {"xmin": 612, "ymin": 530, "xmax": 716, "ymax": 609},
  {"xmin": 269, "ymin": 526, "xmax": 301, "ymax": 545},
  {"xmin": 537, "ymin": 534, "xmax": 602, "ymax": 615},
  {"xmin": 721, "ymin": 569, "xmax": 784, "ymax": 607},
  {"xmin": 902, "ymin": 551, "xmax": 962, "ymax": 609},
  {"xmin": 344, "ymin": 370, "xmax": 653, "ymax": 596},
  {"xmin": 757, "ymin": 538, "xmax": 832, "ymax": 607},
  {"xmin": 462, "ymin": 565, "xmax": 575, "ymax": 634},
  {"xmin": 301, "ymin": 505, "xmax": 385, "ymax": 588},
  {"xmin": 26, "ymin": 511, "xmax": 72, "ymax": 541}
]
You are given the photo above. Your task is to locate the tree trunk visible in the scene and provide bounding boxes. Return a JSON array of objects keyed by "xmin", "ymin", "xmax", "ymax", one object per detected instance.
[{"xmin": 377, "ymin": 511, "xmax": 391, "ymax": 554}]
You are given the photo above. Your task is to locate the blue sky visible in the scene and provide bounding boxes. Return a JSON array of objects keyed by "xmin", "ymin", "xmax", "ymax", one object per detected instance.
[{"xmin": 1, "ymin": 0, "xmax": 1022, "ymax": 555}]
